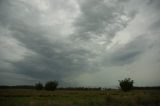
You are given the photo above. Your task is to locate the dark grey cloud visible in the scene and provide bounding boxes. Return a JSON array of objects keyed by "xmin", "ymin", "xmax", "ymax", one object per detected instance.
[
  {"xmin": 73, "ymin": 0, "xmax": 135, "ymax": 41},
  {"xmin": 99, "ymin": 35, "xmax": 151, "ymax": 67},
  {"xmin": 0, "ymin": 0, "xmax": 160, "ymax": 87}
]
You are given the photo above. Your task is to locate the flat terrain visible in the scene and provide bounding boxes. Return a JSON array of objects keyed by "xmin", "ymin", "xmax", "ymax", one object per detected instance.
[{"xmin": 0, "ymin": 89, "xmax": 160, "ymax": 106}]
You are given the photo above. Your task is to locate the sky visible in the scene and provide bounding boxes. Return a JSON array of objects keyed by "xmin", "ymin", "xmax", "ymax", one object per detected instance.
[{"xmin": 0, "ymin": 0, "xmax": 160, "ymax": 87}]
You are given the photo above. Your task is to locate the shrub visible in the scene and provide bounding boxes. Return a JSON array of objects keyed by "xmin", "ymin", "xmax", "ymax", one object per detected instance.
[
  {"xmin": 35, "ymin": 82, "xmax": 43, "ymax": 90},
  {"xmin": 119, "ymin": 78, "xmax": 134, "ymax": 92},
  {"xmin": 45, "ymin": 81, "xmax": 58, "ymax": 91}
]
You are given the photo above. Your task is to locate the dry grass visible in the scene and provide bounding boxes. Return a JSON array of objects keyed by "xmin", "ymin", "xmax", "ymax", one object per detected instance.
[{"xmin": 0, "ymin": 89, "xmax": 160, "ymax": 106}]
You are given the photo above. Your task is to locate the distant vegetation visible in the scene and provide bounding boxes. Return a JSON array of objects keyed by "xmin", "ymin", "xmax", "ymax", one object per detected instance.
[
  {"xmin": 35, "ymin": 82, "xmax": 43, "ymax": 90},
  {"xmin": 0, "ymin": 85, "xmax": 34, "ymax": 89},
  {"xmin": 133, "ymin": 86, "xmax": 160, "ymax": 90},
  {"xmin": 119, "ymin": 78, "xmax": 134, "ymax": 92},
  {"xmin": 58, "ymin": 87, "xmax": 102, "ymax": 91},
  {"xmin": 0, "ymin": 78, "xmax": 160, "ymax": 91},
  {"xmin": 0, "ymin": 85, "xmax": 159, "ymax": 91},
  {"xmin": 45, "ymin": 81, "xmax": 58, "ymax": 91}
]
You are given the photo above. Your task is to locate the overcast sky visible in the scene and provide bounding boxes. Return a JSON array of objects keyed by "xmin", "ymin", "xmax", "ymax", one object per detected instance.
[{"xmin": 0, "ymin": 0, "xmax": 160, "ymax": 87}]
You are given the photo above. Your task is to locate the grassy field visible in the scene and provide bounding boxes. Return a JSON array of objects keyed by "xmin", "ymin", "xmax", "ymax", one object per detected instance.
[{"xmin": 0, "ymin": 89, "xmax": 160, "ymax": 106}]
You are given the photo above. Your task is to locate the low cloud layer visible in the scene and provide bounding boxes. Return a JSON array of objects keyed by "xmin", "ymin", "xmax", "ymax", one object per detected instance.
[{"xmin": 0, "ymin": 0, "xmax": 160, "ymax": 87}]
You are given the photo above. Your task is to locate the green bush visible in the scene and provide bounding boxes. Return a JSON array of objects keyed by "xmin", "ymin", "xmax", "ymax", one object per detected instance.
[
  {"xmin": 45, "ymin": 81, "xmax": 58, "ymax": 91},
  {"xmin": 119, "ymin": 78, "xmax": 134, "ymax": 92},
  {"xmin": 35, "ymin": 82, "xmax": 43, "ymax": 90}
]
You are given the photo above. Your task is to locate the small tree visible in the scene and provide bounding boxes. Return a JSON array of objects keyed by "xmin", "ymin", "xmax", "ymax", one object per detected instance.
[
  {"xmin": 45, "ymin": 81, "xmax": 58, "ymax": 91},
  {"xmin": 118, "ymin": 78, "xmax": 134, "ymax": 92},
  {"xmin": 35, "ymin": 82, "xmax": 43, "ymax": 90}
]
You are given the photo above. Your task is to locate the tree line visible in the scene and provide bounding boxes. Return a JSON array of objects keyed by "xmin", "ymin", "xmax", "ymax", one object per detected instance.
[{"xmin": 0, "ymin": 78, "xmax": 160, "ymax": 91}]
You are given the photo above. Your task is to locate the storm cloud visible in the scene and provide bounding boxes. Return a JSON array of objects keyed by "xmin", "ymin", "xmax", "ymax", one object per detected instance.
[{"xmin": 0, "ymin": 0, "xmax": 160, "ymax": 87}]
